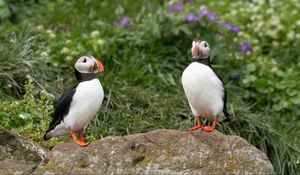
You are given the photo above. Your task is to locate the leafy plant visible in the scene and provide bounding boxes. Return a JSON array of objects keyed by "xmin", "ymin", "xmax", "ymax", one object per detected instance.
[{"xmin": 0, "ymin": 78, "xmax": 62, "ymax": 148}]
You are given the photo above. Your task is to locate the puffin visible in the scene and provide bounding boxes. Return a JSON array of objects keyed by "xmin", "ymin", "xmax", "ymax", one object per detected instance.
[
  {"xmin": 43, "ymin": 55, "xmax": 104, "ymax": 147},
  {"xmin": 182, "ymin": 40, "xmax": 229, "ymax": 132}
]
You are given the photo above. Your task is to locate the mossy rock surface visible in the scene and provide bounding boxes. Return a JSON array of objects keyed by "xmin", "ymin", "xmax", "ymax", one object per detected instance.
[
  {"xmin": 33, "ymin": 129, "xmax": 275, "ymax": 174},
  {"xmin": 0, "ymin": 128, "xmax": 48, "ymax": 174}
]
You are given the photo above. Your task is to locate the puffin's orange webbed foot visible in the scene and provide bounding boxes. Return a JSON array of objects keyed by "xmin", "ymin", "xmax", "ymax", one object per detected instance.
[
  {"xmin": 187, "ymin": 125, "xmax": 202, "ymax": 131},
  {"xmin": 187, "ymin": 117, "xmax": 202, "ymax": 131},
  {"xmin": 201, "ymin": 125, "xmax": 215, "ymax": 132},
  {"xmin": 201, "ymin": 116, "xmax": 217, "ymax": 132},
  {"xmin": 74, "ymin": 139, "xmax": 90, "ymax": 147},
  {"xmin": 70, "ymin": 130, "xmax": 90, "ymax": 147}
]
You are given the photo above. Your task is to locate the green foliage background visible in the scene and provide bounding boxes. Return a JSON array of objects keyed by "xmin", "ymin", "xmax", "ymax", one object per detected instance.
[{"xmin": 0, "ymin": 0, "xmax": 299, "ymax": 174}]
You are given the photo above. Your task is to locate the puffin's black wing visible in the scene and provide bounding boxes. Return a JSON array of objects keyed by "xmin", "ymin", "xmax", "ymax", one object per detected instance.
[
  {"xmin": 223, "ymin": 89, "xmax": 229, "ymax": 118},
  {"xmin": 43, "ymin": 85, "xmax": 77, "ymax": 140},
  {"xmin": 208, "ymin": 63, "xmax": 230, "ymax": 119}
]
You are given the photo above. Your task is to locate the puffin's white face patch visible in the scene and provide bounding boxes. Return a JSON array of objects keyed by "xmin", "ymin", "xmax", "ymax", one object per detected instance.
[
  {"xmin": 191, "ymin": 40, "xmax": 210, "ymax": 58},
  {"xmin": 74, "ymin": 56, "xmax": 97, "ymax": 73}
]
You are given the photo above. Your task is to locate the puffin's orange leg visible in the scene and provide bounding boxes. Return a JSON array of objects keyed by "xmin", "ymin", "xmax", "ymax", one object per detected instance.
[
  {"xmin": 78, "ymin": 129, "xmax": 90, "ymax": 145},
  {"xmin": 187, "ymin": 116, "xmax": 202, "ymax": 131},
  {"xmin": 70, "ymin": 130, "xmax": 90, "ymax": 147},
  {"xmin": 202, "ymin": 116, "xmax": 217, "ymax": 132}
]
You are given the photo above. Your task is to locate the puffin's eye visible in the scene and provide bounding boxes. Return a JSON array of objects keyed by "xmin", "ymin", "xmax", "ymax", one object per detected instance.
[{"xmin": 83, "ymin": 58, "xmax": 87, "ymax": 63}]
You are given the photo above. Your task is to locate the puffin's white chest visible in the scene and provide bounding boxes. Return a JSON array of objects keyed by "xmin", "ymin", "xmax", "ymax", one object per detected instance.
[
  {"xmin": 182, "ymin": 62, "xmax": 224, "ymax": 118},
  {"xmin": 64, "ymin": 79, "xmax": 104, "ymax": 131}
]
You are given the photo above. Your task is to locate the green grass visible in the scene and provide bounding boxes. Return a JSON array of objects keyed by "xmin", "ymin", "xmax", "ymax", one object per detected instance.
[{"xmin": 0, "ymin": 0, "xmax": 299, "ymax": 174}]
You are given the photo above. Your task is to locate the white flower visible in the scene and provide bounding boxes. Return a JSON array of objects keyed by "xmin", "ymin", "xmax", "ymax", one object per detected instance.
[
  {"xmin": 270, "ymin": 16, "xmax": 280, "ymax": 26},
  {"xmin": 40, "ymin": 51, "xmax": 49, "ymax": 57},
  {"xmin": 199, "ymin": 5, "xmax": 207, "ymax": 9},
  {"xmin": 41, "ymin": 90, "xmax": 54, "ymax": 98},
  {"xmin": 231, "ymin": 10, "xmax": 237, "ymax": 15},
  {"xmin": 46, "ymin": 29, "xmax": 56, "ymax": 38},
  {"xmin": 258, "ymin": 0, "xmax": 265, "ymax": 5},
  {"xmin": 10, "ymin": 38, "xmax": 16, "ymax": 43},
  {"xmin": 253, "ymin": 39, "xmax": 259, "ymax": 44},
  {"xmin": 266, "ymin": 8, "xmax": 274, "ymax": 14},
  {"xmin": 26, "ymin": 74, "xmax": 31, "ymax": 79},
  {"xmin": 19, "ymin": 114, "xmax": 26, "ymax": 119},
  {"xmin": 252, "ymin": 6, "xmax": 260, "ymax": 13},
  {"xmin": 287, "ymin": 30, "xmax": 295, "ymax": 40},
  {"xmin": 60, "ymin": 47, "xmax": 70, "ymax": 54},
  {"xmin": 90, "ymin": 31, "xmax": 100, "ymax": 38},
  {"xmin": 256, "ymin": 15, "xmax": 262, "ymax": 20},
  {"xmin": 169, "ymin": 0, "xmax": 178, "ymax": 4},
  {"xmin": 276, "ymin": 25, "xmax": 284, "ymax": 31},
  {"xmin": 268, "ymin": 30, "xmax": 278, "ymax": 39},
  {"xmin": 97, "ymin": 39, "xmax": 105, "ymax": 46},
  {"xmin": 237, "ymin": 32, "xmax": 245, "ymax": 37},
  {"xmin": 49, "ymin": 33, "xmax": 56, "ymax": 38},
  {"xmin": 253, "ymin": 46, "xmax": 261, "ymax": 52},
  {"xmin": 66, "ymin": 40, "xmax": 72, "ymax": 44},
  {"xmin": 254, "ymin": 22, "xmax": 264, "ymax": 32},
  {"xmin": 65, "ymin": 56, "xmax": 73, "ymax": 61},
  {"xmin": 271, "ymin": 66, "xmax": 278, "ymax": 72},
  {"xmin": 37, "ymin": 25, "xmax": 44, "ymax": 31},
  {"xmin": 272, "ymin": 41, "xmax": 279, "ymax": 47}
]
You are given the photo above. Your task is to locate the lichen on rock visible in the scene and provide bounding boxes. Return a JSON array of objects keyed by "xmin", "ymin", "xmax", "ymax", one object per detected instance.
[
  {"xmin": 33, "ymin": 129, "xmax": 275, "ymax": 174},
  {"xmin": 0, "ymin": 128, "xmax": 49, "ymax": 174}
]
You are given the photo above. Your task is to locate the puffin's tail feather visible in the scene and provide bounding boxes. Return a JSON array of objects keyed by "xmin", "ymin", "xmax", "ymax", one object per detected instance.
[
  {"xmin": 218, "ymin": 111, "xmax": 230, "ymax": 122},
  {"xmin": 43, "ymin": 132, "xmax": 51, "ymax": 141},
  {"xmin": 222, "ymin": 111, "xmax": 230, "ymax": 122}
]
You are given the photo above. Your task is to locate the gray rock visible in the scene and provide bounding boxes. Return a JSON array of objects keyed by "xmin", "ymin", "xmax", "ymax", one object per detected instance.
[
  {"xmin": 0, "ymin": 159, "xmax": 34, "ymax": 175},
  {"xmin": 0, "ymin": 128, "xmax": 48, "ymax": 174},
  {"xmin": 33, "ymin": 129, "xmax": 275, "ymax": 174}
]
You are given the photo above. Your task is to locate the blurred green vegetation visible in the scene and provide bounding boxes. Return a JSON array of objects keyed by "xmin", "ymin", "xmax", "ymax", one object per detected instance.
[{"xmin": 0, "ymin": 0, "xmax": 299, "ymax": 174}]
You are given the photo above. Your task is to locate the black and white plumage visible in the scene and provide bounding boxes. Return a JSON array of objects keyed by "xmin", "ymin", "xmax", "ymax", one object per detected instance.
[
  {"xmin": 182, "ymin": 41, "xmax": 228, "ymax": 132},
  {"xmin": 43, "ymin": 55, "xmax": 104, "ymax": 146}
]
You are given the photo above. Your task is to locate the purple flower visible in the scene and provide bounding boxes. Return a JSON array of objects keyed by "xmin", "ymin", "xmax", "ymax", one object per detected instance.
[
  {"xmin": 220, "ymin": 22, "xmax": 240, "ymax": 33},
  {"xmin": 207, "ymin": 12, "xmax": 217, "ymax": 22},
  {"xmin": 239, "ymin": 41, "xmax": 251, "ymax": 53},
  {"xmin": 199, "ymin": 8, "xmax": 217, "ymax": 22},
  {"xmin": 199, "ymin": 7, "xmax": 210, "ymax": 16},
  {"xmin": 185, "ymin": 13, "xmax": 197, "ymax": 22},
  {"xmin": 119, "ymin": 17, "xmax": 131, "ymax": 26},
  {"xmin": 168, "ymin": 0, "xmax": 183, "ymax": 12}
]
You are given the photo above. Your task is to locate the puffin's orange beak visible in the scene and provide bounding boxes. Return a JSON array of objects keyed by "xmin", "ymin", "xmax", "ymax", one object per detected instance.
[{"xmin": 96, "ymin": 59, "xmax": 104, "ymax": 73}]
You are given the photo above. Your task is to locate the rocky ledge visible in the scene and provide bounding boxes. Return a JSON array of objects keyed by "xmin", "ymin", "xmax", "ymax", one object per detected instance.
[
  {"xmin": 32, "ymin": 129, "xmax": 275, "ymax": 174},
  {"xmin": 0, "ymin": 129, "xmax": 48, "ymax": 174}
]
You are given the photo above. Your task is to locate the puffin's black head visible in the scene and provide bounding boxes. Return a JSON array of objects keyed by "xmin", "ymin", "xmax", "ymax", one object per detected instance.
[
  {"xmin": 191, "ymin": 40, "xmax": 210, "ymax": 59},
  {"xmin": 74, "ymin": 55, "xmax": 104, "ymax": 81}
]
